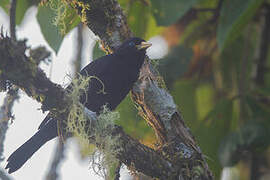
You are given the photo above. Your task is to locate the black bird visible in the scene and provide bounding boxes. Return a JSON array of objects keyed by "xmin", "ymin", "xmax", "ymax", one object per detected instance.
[{"xmin": 5, "ymin": 37, "xmax": 151, "ymax": 174}]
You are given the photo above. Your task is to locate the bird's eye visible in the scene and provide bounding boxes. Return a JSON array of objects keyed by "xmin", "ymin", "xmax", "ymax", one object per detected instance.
[{"xmin": 128, "ymin": 42, "xmax": 135, "ymax": 46}]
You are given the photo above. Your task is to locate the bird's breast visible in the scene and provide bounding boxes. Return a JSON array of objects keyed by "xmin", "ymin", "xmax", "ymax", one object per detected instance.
[{"xmin": 84, "ymin": 61, "xmax": 141, "ymax": 113}]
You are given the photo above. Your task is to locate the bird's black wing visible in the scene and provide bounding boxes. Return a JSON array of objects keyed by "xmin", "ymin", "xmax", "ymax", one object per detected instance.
[
  {"xmin": 6, "ymin": 55, "xmax": 114, "ymax": 173},
  {"xmin": 38, "ymin": 54, "xmax": 113, "ymax": 130}
]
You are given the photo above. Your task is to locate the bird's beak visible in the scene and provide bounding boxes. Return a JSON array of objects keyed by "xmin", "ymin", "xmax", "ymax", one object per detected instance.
[{"xmin": 136, "ymin": 42, "xmax": 152, "ymax": 50}]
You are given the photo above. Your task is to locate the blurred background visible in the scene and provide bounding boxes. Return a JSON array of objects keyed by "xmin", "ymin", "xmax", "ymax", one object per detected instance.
[{"xmin": 1, "ymin": 0, "xmax": 270, "ymax": 179}]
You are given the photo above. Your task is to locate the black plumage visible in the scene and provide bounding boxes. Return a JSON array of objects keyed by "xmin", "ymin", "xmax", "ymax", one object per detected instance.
[{"xmin": 5, "ymin": 37, "xmax": 151, "ymax": 174}]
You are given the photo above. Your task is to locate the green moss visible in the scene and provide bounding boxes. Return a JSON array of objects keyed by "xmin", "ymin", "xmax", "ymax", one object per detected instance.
[
  {"xmin": 45, "ymin": 0, "xmax": 69, "ymax": 35},
  {"xmin": 89, "ymin": 107, "xmax": 122, "ymax": 178},
  {"xmin": 34, "ymin": 94, "xmax": 45, "ymax": 103},
  {"xmin": 65, "ymin": 73, "xmax": 121, "ymax": 177},
  {"xmin": 65, "ymin": 0, "xmax": 90, "ymax": 24},
  {"xmin": 66, "ymin": 74, "xmax": 92, "ymax": 138}
]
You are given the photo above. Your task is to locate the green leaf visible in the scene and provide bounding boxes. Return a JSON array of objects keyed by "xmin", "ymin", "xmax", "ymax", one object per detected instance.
[
  {"xmin": 195, "ymin": 84, "xmax": 215, "ymax": 120},
  {"xmin": 158, "ymin": 45, "xmax": 193, "ymax": 88},
  {"xmin": 92, "ymin": 42, "xmax": 106, "ymax": 60},
  {"xmin": 0, "ymin": 0, "xmax": 9, "ymax": 13},
  {"xmin": 37, "ymin": 4, "xmax": 63, "ymax": 54},
  {"xmin": 0, "ymin": 0, "xmax": 37, "ymax": 25},
  {"xmin": 61, "ymin": 7, "xmax": 80, "ymax": 34},
  {"xmin": 144, "ymin": 14, "xmax": 164, "ymax": 40},
  {"xmin": 246, "ymin": 95, "xmax": 270, "ymax": 119},
  {"xmin": 203, "ymin": 98, "xmax": 233, "ymax": 125},
  {"xmin": 119, "ymin": 0, "xmax": 163, "ymax": 39},
  {"xmin": 218, "ymin": 132, "xmax": 241, "ymax": 167},
  {"xmin": 195, "ymin": 95, "xmax": 232, "ymax": 177},
  {"xmin": 150, "ymin": 0, "xmax": 199, "ymax": 26},
  {"xmin": 36, "ymin": 1, "xmax": 80, "ymax": 54},
  {"xmin": 217, "ymin": 0, "xmax": 263, "ymax": 51},
  {"xmin": 16, "ymin": 0, "xmax": 31, "ymax": 25},
  {"xmin": 219, "ymin": 122, "xmax": 270, "ymax": 167},
  {"xmin": 172, "ymin": 82, "xmax": 232, "ymax": 177},
  {"xmin": 116, "ymin": 96, "xmax": 154, "ymax": 140},
  {"xmin": 172, "ymin": 80, "xmax": 198, "ymax": 126},
  {"xmin": 127, "ymin": 1, "xmax": 151, "ymax": 38}
]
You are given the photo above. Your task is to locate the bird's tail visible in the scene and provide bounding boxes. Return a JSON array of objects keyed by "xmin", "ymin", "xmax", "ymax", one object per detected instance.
[{"xmin": 5, "ymin": 119, "xmax": 58, "ymax": 174}]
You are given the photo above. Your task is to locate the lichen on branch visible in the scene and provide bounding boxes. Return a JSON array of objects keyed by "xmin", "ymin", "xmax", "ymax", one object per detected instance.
[
  {"xmin": 65, "ymin": 0, "xmax": 132, "ymax": 52},
  {"xmin": 0, "ymin": 34, "xmax": 67, "ymax": 112}
]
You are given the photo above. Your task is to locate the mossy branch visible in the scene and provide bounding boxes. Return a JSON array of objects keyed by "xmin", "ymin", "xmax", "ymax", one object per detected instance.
[
  {"xmin": 65, "ymin": 0, "xmax": 132, "ymax": 52},
  {"xmin": 0, "ymin": 35, "xmax": 173, "ymax": 179},
  {"xmin": 0, "ymin": 35, "xmax": 67, "ymax": 112}
]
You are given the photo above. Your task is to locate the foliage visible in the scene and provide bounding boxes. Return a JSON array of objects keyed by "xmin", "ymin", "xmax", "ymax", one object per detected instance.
[
  {"xmin": 157, "ymin": 45, "xmax": 193, "ymax": 88},
  {"xmin": 36, "ymin": 0, "xmax": 80, "ymax": 53},
  {"xmin": 0, "ymin": 0, "xmax": 38, "ymax": 25},
  {"xmin": 217, "ymin": 0, "xmax": 264, "ymax": 50},
  {"xmin": 150, "ymin": 0, "xmax": 200, "ymax": 26}
]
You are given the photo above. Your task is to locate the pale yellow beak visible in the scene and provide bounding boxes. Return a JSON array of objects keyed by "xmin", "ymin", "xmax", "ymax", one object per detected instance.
[{"xmin": 136, "ymin": 41, "xmax": 152, "ymax": 50}]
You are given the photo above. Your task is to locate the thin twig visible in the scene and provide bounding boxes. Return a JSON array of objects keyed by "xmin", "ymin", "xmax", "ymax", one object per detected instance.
[
  {"xmin": 0, "ymin": 87, "xmax": 19, "ymax": 180},
  {"xmin": 138, "ymin": 0, "xmax": 150, "ymax": 6},
  {"xmin": 0, "ymin": 169, "xmax": 11, "ymax": 180},
  {"xmin": 193, "ymin": 8, "xmax": 216, "ymax": 12},
  {"xmin": 0, "ymin": 2, "xmax": 18, "ymax": 177},
  {"xmin": 73, "ymin": 23, "xmax": 84, "ymax": 74},
  {"xmin": 45, "ymin": 140, "xmax": 65, "ymax": 180},
  {"xmin": 114, "ymin": 162, "xmax": 121, "ymax": 180},
  {"xmin": 251, "ymin": 5, "xmax": 270, "ymax": 179},
  {"xmin": 9, "ymin": 0, "xmax": 17, "ymax": 41},
  {"xmin": 3, "ymin": 0, "xmax": 20, "ymax": 156},
  {"xmin": 45, "ymin": 23, "xmax": 84, "ymax": 179},
  {"xmin": 255, "ymin": 5, "xmax": 270, "ymax": 86},
  {"xmin": 210, "ymin": 0, "xmax": 224, "ymax": 22},
  {"xmin": 238, "ymin": 24, "xmax": 252, "ymax": 124}
]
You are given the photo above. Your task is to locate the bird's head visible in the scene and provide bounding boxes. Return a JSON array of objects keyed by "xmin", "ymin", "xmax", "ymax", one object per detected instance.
[{"xmin": 115, "ymin": 37, "xmax": 152, "ymax": 55}]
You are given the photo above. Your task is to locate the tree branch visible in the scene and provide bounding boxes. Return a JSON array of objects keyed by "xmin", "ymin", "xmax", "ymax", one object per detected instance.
[
  {"xmin": 0, "ymin": 35, "xmax": 173, "ymax": 179},
  {"xmin": 45, "ymin": 140, "xmax": 65, "ymax": 180},
  {"xmin": 0, "ymin": 1, "xmax": 19, "ymax": 179},
  {"xmin": 73, "ymin": 23, "xmax": 84, "ymax": 75},
  {"xmin": 0, "ymin": 169, "xmax": 11, "ymax": 180},
  {"xmin": 66, "ymin": 0, "xmax": 132, "ymax": 52},
  {"xmin": 255, "ymin": 4, "xmax": 270, "ymax": 86},
  {"xmin": 65, "ymin": 0, "xmax": 213, "ymax": 179},
  {"xmin": 9, "ymin": 0, "xmax": 17, "ymax": 40},
  {"xmin": 0, "ymin": 35, "xmax": 68, "ymax": 113},
  {"xmin": 0, "ymin": 0, "xmax": 214, "ymax": 178},
  {"xmin": 0, "ymin": 90, "xmax": 17, "ymax": 180}
]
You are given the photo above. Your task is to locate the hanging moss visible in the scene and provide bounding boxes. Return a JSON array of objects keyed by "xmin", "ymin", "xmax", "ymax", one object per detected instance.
[{"xmin": 65, "ymin": 73, "xmax": 121, "ymax": 178}]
